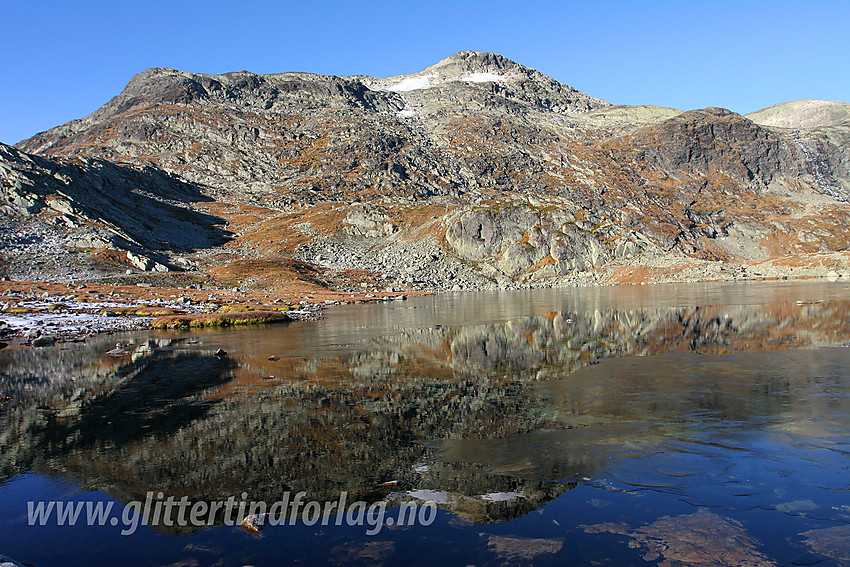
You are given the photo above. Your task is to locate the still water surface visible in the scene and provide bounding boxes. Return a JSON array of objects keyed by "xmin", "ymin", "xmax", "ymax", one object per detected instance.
[{"xmin": 1, "ymin": 281, "xmax": 850, "ymax": 566}]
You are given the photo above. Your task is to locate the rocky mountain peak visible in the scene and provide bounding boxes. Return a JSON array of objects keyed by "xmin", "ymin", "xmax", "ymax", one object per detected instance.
[
  {"xmin": 366, "ymin": 51, "xmax": 609, "ymax": 114},
  {"xmin": 422, "ymin": 50, "xmax": 524, "ymax": 79},
  {"xmin": 366, "ymin": 51, "xmax": 520, "ymax": 91}
]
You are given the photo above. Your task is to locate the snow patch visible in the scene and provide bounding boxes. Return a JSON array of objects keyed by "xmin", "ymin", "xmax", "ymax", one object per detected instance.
[
  {"xmin": 397, "ymin": 109, "xmax": 415, "ymax": 118},
  {"xmin": 380, "ymin": 72, "xmax": 505, "ymax": 93},
  {"xmin": 384, "ymin": 75, "xmax": 433, "ymax": 92},
  {"xmin": 462, "ymin": 72, "xmax": 506, "ymax": 83}
]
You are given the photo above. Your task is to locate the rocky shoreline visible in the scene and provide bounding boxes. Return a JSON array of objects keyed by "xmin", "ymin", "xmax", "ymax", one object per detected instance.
[
  {"xmin": 2, "ymin": 258, "xmax": 850, "ymax": 349},
  {"xmin": 0, "ymin": 280, "xmax": 414, "ymax": 347}
]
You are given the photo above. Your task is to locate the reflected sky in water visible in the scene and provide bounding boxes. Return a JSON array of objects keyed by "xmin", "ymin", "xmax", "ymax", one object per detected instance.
[{"xmin": 1, "ymin": 281, "xmax": 849, "ymax": 566}]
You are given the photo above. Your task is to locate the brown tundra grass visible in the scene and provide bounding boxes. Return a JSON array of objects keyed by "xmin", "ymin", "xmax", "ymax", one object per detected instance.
[{"xmin": 151, "ymin": 310, "xmax": 292, "ymax": 329}]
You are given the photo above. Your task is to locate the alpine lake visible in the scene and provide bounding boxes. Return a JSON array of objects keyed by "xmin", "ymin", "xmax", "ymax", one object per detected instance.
[{"xmin": 2, "ymin": 281, "xmax": 850, "ymax": 566}]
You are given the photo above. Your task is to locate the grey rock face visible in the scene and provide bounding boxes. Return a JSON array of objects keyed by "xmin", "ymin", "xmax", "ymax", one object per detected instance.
[
  {"xmin": 126, "ymin": 251, "xmax": 169, "ymax": 272},
  {"xmin": 342, "ymin": 205, "xmax": 398, "ymax": 238},
  {"xmin": 445, "ymin": 205, "xmax": 626, "ymax": 280},
  {"xmin": 634, "ymin": 108, "xmax": 799, "ymax": 184},
  {"xmin": 0, "ymin": 142, "xmax": 229, "ymax": 279}
]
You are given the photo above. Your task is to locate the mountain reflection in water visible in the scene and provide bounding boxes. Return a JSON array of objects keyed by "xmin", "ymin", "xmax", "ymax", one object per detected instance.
[{"xmin": 1, "ymin": 282, "xmax": 849, "ymax": 566}]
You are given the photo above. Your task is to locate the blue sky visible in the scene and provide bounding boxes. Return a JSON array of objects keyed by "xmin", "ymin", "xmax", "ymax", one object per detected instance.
[{"xmin": 2, "ymin": 0, "xmax": 848, "ymax": 144}]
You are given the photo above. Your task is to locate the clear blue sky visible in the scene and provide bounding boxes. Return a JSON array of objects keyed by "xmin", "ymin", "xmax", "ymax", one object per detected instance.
[{"xmin": 2, "ymin": 0, "xmax": 848, "ymax": 145}]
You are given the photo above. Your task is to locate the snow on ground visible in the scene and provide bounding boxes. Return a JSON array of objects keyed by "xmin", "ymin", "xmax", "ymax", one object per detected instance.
[
  {"xmin": 1, "ymin": 311, "xmax": 151, "ymax": 333},
  {"xmin": 462, "ymin": 72, "xmax": 506, "ymax": 83},
  {"xmin": 397, "ymin": 109, "xmax": 415, "ymax": 118},
  {"xmin": 384, "ymin": 75, "xmax": 433, "ymax": 92},
  {"xmin": 379, "ymin": 72, "xmax": 506, "ymax": 93}
]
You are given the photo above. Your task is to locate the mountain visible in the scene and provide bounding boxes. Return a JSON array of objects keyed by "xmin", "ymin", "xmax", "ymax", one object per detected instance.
[{"xmin": 4, "ymin": 51, "xmax": 850, "ymax": 289}]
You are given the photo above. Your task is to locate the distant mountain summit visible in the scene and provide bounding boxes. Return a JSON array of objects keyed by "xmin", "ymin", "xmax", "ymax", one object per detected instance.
[
  {"xmin": 5, "ymin": 53, "xmax": 850, "ymax": 288},
  {"xmin": 365, "ymin": 50, "xmax": 609, "ymax": 114},
  {"xmin": 370, "ymin": 51, "xmax": 529, "ymax": 88},
  {"xmin": 746, "ymin": 100, "xmax": 850, "ymax": 129}
]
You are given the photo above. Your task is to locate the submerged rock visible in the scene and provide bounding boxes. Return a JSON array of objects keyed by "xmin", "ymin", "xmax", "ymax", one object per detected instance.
[
  {"xmin": 800, "ymin": 524, "xmax": 850, "ymax": 565},
  {"xmin": 485, "ymin": 535, "xmax": 564, "ymax": 562},
  {"xmin": 582, "ymin": 509, "xmax": 775, "ymax": 567},
  {"xmin": 240, "ymin": 513, "xmax": 267, "ymax": 533}
]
